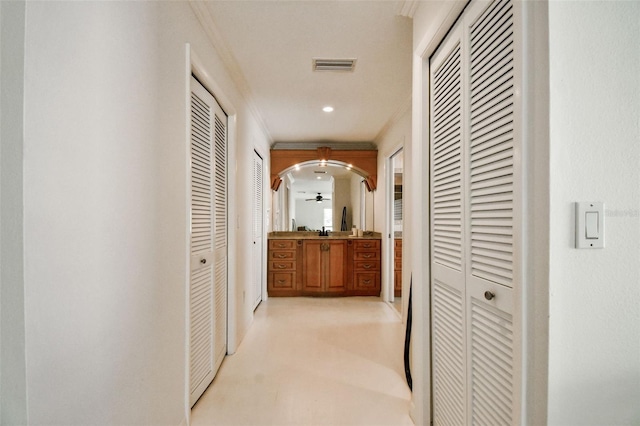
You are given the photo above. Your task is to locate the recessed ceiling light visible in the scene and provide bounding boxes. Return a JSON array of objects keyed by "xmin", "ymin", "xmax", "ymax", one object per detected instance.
[{"xmin": 322, "ymin": 106, "xmax": 334, "ymax": 113}]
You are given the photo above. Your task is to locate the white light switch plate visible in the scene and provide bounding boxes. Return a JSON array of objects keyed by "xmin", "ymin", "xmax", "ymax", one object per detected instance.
[{"xmin": 575, "ymin": 202, "xmax": 604, "ymax": 249}]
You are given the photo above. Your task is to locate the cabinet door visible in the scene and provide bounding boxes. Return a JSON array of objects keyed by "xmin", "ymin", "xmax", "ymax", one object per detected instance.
[
  {"xmin": 325, "ymin": 240, "xmax": 347, "ymax": 293},
  {"xmin": 302, "ymin": 240, "xmax": 347, "ymax": 294},
  {"xmin": 302, "ymin": 241, "xmax": 324, "ymax": 293}
]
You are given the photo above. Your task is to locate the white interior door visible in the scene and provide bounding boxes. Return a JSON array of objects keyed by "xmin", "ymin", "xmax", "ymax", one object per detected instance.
[
  {"xmin": 429, "ymin": 0, "xmax": 522, "ymax": 423},
  {"xmin": 430, "ymin": 24, "xmax": 467, "ymax": 424},
  {"xmin": 189, "ymin": 75, "xmax": 227, "ymax": 407},
  {"xmin": 252, "ymin": 151, "xmax": 264, "ymax": 310}
]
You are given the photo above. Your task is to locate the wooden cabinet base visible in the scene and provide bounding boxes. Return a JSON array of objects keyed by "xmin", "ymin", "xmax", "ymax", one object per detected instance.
[
  {"xmin": 394, "ymin": 238, "xmax": 402, "ymax": 297},
  {"xmin": 267, "ymin": 237, "xmax": 381, "ymax": 297}
]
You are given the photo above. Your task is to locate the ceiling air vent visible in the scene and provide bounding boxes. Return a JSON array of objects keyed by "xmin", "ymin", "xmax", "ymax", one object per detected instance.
[{"xmin": 313, "ymin": 58, "xmax": 357, "ymax": 72}]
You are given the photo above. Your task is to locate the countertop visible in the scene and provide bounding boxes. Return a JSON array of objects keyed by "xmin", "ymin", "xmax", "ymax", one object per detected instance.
[{"xmin": 268, "ymin": 231, "xmax": 382, "ymax": 240}]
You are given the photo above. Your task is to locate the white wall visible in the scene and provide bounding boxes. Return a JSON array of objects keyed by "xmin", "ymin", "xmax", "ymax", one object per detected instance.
[
  {"xmin": 374, "ymin": 107, "xmax": 411, "ymax": 234},
  {"xmin": 295, "ymin": 199, "xmax": 330, "ymax": 230},
  {"xmin": 374, "ymin": 106, "xmax": 411, "ymax": 306},
  {"xmin": 233, "ymin": 117, "xmax": 271, "ymax": 337},
  {"xmin": 20, "ymin": 1, "xmax": 270, "ymax": 424},
  {"xmin": 0, "ymin": 1, "xmax": 28, "ymax": 423},
  {"xmin": 547, "ymin": 2, "xmax": 640, "ymax": 424}
]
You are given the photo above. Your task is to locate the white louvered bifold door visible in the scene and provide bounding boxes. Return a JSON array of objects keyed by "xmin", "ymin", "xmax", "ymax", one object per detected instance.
[
  {"xmin": 252, "ymin": 151, "xmax": 264, "ymax": 310},
  {"xmin": 465, "ymin": 0, "xmax": 521, "ymax": 424},
  {"xmin": 429, "ymin": 0, "xmax": 522, "ymax": 424},
  {"xmin": 212, "ymin": 90, "xmax": 228, "ymax": 378},
  {"xmin": 430, "ymin": 24, "xmax": 467, "ymax": 426},
  {"xmin": 189, "ymin": 76, "xmax": 228, "ymax": 407}
]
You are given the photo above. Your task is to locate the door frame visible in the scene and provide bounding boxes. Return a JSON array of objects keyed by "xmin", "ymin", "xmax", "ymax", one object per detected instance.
[
  {"xmin": 409, "ymin": 2, "xmax": 550, "ymax": 425},
  {"xmin": 185, "ymin": 44, "xmax": 239, "ymax": 420},
  {"xmin": 385, "ymin": 145, "xmax": 404, "ymax": 307}
]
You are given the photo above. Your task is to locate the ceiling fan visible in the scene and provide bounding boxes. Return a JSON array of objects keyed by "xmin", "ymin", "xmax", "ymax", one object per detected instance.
[{"xmin": 306, "ymin": 193, "xmax": 331, "ymax": 203}]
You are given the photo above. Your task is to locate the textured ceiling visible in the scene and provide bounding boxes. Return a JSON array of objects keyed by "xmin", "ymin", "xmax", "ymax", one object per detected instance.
[{"xmin": 202, "ymin": 1, "xmax": 413, "ymax": 144}]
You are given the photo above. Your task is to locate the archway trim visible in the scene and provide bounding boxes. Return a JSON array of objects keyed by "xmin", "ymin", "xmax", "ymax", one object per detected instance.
[{"xmin": 270, "ymin": 147, "xmax": 378, "ymax": 191}]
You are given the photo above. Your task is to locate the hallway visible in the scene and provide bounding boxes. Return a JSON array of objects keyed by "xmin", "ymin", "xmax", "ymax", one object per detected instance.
[{"xmin": 191, "ymin": 297, "xmax": 413, "ymax": 425}]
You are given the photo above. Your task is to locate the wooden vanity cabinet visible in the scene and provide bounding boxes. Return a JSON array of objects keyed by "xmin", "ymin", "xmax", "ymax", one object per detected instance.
[
  {"xmin": 267, "ymin": 239, "xmax": 301, "ymax": 296},
  {"xmin": 267, "ymin": 237, "xmax": 381, "ymax": 297},
  {"xmin": 394, "ymin": 239, "xmax": 402, "ymax": 296},
  {"xmin": 351, "ymin": 239, "xmax": 381, "ymax": 296},
  {"xmin": 302, "ymin": 240, "xmax": 348, "ymax": 294}
]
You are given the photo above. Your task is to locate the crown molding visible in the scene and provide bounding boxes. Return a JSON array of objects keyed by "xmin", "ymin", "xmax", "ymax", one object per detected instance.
[
  {"xmin": 188, "ymin": 1, "xmax": 273, "ymax": 143},
  {"xmin": 374, "ymin": 93, "xmax": 412, "ymax": 145},
  {"xmin": 395, "ymin": 0, "xmax": 419, "ymax": 18}
]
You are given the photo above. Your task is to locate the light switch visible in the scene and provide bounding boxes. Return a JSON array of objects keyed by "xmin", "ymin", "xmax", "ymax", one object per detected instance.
[
  {"xmin": 585, "ymin": 212, "xmax": 599, "ymax": 239},
  {"xmin": 575, "ymin": 202, "xmax": 604, "ymax": 249}
]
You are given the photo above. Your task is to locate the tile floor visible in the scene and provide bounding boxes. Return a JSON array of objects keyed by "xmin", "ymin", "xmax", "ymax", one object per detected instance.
[{"xmin": 191, "ymin": 297, "xmax": 414, "ymax": 426}]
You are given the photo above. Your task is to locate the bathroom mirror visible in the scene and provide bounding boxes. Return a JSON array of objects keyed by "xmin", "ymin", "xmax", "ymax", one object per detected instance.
[{"xmin": 273, "ymin": 164, "xmax": 373, "ymax": 232}]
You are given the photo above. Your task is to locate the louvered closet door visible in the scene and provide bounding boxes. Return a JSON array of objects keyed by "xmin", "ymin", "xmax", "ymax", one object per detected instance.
[
  {"xmin": 189, "ymin": 76, "xmax": 228, "ymax": 407},
  {"xmin": 430, "ymin": 24, "xmax": 467, "ymax": 426},
  {"xmin": 465, "ymin": 0, "xmax": 521, "ymax": 423},
  {"xmin": 429, "ymin": 0, "xmax": 522, "ymax": 424},
  {"xmin": 212, "ymin": 84, "xmax": 228, "ymax": 380},
  {"xmin": 252, "ymin": 151, "xmax": 264, "ymax": 309}
]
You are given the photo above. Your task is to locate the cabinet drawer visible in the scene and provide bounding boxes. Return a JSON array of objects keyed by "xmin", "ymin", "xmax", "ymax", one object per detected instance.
[
  {"xmin": 354, "ymin": 272, "xmax": 379, "ymax": 290},
  {"xmin": 270, "ymin": 272, "xmax": 295, "ymax": 289},
  {"xmin": 353, "ymin": 250, "xmax": 380, "ymax": 261},
  {"xmin": 394, "ymin": 239, "xmax": 402, "ymax": 249},
  {"xmin": 269, "ymin": 240, "xmax": 296, "ymax": 250},
  {"xmin": 395, "ymin": 248, "xmax": 402, "ymax": 259},
  {"xmin": 354, "ymin": 261, "xmax": 380, "ymax": 272},
  {"xmin": 354, "ymin": 240, "xmax": 380, "ymax": 250},
  {"xmin": 270, "ymin": 250, "xmax": 295, "ymax": 260},
  {"xmin": 395, "ymin": 259, "xmax": 402, "ymax": 270},
  {"xmin": 269, "ymin": 260, "xmax": 296, "ymax": 271}
]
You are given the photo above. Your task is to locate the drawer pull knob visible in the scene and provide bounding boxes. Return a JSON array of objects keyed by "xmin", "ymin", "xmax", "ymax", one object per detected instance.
[
  {"xmin": 278, "ymin": 243, "xmax": 285, "ymax": 248},
  {"xmin": 278, "ymin": 264, "xmax": 286, "ymax": 269},
  {"xmin": 484, "ymin": 291, "xmax": 495, "ymax": 301},
  {"xmin": 277, "ymin": 280, "xmax": 286, "ymax": 284},
  {"xmin": 363, "ymin": 279, "xmax": 371, "ymax": 284},
  {"xmin": 363, "ymin": 254, "xmax": 372, "ymax": 258},
  {"xmin": 364, "ymin": 244, "xmax": 371, "ymax": 248},
  {"xmin": 200, "ymin": 258, "xmax": 207, "ymax": 264},
  {"xmin": 364, "ymin": 264, "xmax": 372, "ymax": 269},
  {"xmin": 277, "ymin": 254, "xmax": 286, "ymax": 258}
]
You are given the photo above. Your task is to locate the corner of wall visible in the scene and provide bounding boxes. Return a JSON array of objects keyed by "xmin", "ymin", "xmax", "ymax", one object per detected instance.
[
  {"xmin": 521, "ymin": 1, "xmax": 550, "ymax": 424},
  {"xmin": 0, "ymin": 0, "xmax": 28, "ymax": 423}
]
